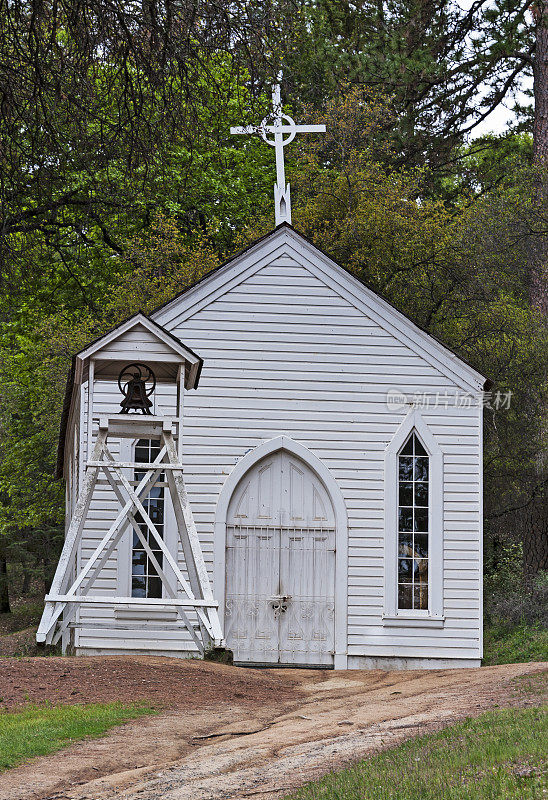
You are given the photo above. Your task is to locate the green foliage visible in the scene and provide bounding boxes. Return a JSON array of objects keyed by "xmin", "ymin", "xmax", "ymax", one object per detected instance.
[
  {"xmin": 0, "ymin": 0, "xmax": 289, "ymax": 310},
  {"xmin": 0, "ymin": 215, "xmax": 222, "ymax": 560},
  {"xmin": 483, "ymin": 623, "xmax": 548, "ymax": 666},
  {"xmin": 484, "ymin": 542, "xmax": 527, "ymax": 614},
  {"xmin": 0, "ymin": 40, "xmax": 546, "ymax": 622},
  {"xmin": 284, "ymin": 1, "xmax": 535, "ymax": 188},
  {"xmin": 0, "ymin": 702, "xmax": 155, "ymax": 771},
  {"xmin": 285, "ymin": 707, "xmax": 548, "ymax": 800},
  {"xmin": 442, "ymin": 133, "xmax": 534, "ymax": 198},
  {"xmin": 0, "ymin": 55, "xmax": 275, "ymax": 591},
  {"xmin": 0, "ymin": 49, "xmax": 273, "ymax": 316}
]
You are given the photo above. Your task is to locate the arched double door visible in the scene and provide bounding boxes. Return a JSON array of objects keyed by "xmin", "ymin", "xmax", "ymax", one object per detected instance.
[{"xmin": 225, "ymin": 450, "xmax": 335, "ymax": 665}]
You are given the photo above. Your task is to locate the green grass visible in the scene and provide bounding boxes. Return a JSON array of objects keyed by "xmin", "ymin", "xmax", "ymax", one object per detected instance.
[
  {"xmin": 483, "ymin": 623, "xmax": 548, "ymax": 666},
  {"xmin": 0, "ymin": 702, "xmax": 155, "ymax": 771},
  {"xmin": 285, "ymin": 707, "xmax": 547, "ymax": 800}
]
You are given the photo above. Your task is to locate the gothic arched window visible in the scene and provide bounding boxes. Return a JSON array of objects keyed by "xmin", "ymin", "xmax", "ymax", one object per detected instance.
[{"xmin": 397, "ymin": 432, "xmax": 429, "ymax": 611}]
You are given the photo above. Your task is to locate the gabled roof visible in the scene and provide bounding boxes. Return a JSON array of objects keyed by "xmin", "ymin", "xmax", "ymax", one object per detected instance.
[
  {"xmin": 75, "ymin": 311, "xmax": 202, "ymax": 379},
  {"xmin": 56, "ymin": 312, "xmax": 203, "ymax": 478},
  {"xmin": 152, "ymin": 223, "xmax": 489, "ymax": 394},
  {"xmin": 57, "ymin": 224, "xmax": 489, "ymax": 481}
]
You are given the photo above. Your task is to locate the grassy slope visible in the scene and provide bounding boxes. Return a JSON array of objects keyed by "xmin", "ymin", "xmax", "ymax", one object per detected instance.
[
  {"xmin": 483, "ymin": 623, "xmax": 548, "ymax": 666},
  {"xmin": 0, "ymin": 703, "xmax": 155, "ymax": 771},
  {"xmin": 286, "ymin": 707, "xmax": 547, "ymax": 800}
]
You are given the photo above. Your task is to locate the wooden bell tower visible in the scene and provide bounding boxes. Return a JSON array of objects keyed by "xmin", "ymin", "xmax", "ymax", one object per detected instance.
[{"xmin": 37, "ymin": 313, "xmax": 224, "ymax": 654}]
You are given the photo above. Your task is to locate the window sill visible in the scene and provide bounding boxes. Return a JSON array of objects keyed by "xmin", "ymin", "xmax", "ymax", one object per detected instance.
[{"xmin": 382, "ymin": 614, "xmax": 445, "ymax": 628}]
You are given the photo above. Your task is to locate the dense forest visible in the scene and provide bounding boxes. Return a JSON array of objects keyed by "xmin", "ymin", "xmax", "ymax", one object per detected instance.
[{"xmin": 0, "ymin": 0, "xmax": 546, "ymax": 652}]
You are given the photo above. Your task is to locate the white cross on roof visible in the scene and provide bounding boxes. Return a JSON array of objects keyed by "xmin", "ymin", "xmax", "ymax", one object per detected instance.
[{"xmin": 231, "ymin": 75, "xmax": 326, "ymax": 226}]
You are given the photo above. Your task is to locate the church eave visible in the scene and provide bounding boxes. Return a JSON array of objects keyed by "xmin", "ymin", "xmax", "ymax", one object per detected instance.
[
  {"xmin": 152, "ymin": 223, "xmax": 489, "ymax": 393},
  {"xmin": 55, "ymin": 311, "xmax": 203, "ymax": 480}
]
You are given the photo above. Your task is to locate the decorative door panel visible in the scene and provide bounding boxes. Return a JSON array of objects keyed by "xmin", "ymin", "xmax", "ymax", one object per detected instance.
[
  {"xmin": 278, "ymin": 525, "xmax": 335, "ymax": 665},
  {"xmin": 225, "ymin": 524, "xmax": 280, "ymax": 663},
  {"xmin": 225, "ymin": 450, "xmax": 335, "ymax": 665},
  {"xmin": 281, "ymin": 455, "xmax": 334, "ymax": 527}
]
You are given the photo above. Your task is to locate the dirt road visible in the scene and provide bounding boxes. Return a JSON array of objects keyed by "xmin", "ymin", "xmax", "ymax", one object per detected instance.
[{"xmin": 1, "ymin": 659, "xmax": 546, "ymax": 800}]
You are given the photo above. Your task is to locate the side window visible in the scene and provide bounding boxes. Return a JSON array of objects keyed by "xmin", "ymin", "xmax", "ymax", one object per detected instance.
[
  {"xmin": 397, "ymin": 432, "xmax": 429, "ymax": 611},
  {"xmin": 131, "ymin": 439, "xmax": 164, "ymax": 598}
]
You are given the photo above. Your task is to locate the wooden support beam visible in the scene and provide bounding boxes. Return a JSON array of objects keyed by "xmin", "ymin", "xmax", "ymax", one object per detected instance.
[
  {"xmin": 37, "ymin": 430, "xmax": 106, "ymax": 643},
  {"xmin": 89, "ymin": 462, "xmax": 182, "ymax": 469},
  {"xmin": 40, "ymin": 417, "xmax": 224, "ymax": 653},
  {"xmin": 44, "ymin": 450, "xmax": 167, "ymax": 644},
  {"xmin": 46, "ymin": 595, "xmax": 218, "ymax": 607},
  {"xmin": 98, "ymin": 463, "xmax": 204, "ymax": 651},
  {"xmin": 163, "ymin": 431, "xmax": 224, "ymax": 646},
  {"xmin": 66, "ymin": 623, "xmax": 201, "ymax": 634},
  {"xmin": 100, "ymin": 454, "xmax": 215, "ymax": 639},
  {"xmin": 95, "ymin": 416, "xmax": 177, "ymax": 440},
  {"xmin": 101, "ymin": 459, "xmax": 195, "ymax": 602},
  {"xmin": 52, "ymin": 455, "xmax": 167, "ymax": 643}
]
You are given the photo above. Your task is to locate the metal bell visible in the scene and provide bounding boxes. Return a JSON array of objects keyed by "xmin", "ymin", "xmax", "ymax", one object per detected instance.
[{"xmin": 118, "ymin": 364, "xmax": 156, "ymax": 415}]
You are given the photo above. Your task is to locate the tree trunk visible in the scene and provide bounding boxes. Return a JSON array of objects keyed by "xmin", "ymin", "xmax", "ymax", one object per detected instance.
[
  {"xmin": 0, "ymin": 555, "xmax": 10, "ymax": 614},
  {"xmin": 531, "ymin": 0, "xmax": 548, "ymax": 312},
  {"xmin": 21, "ymin": 566, "xmax": 31, "ymax": 595},
  {"xmin": 524, "ymin": 3, "xmax": 548, "ymax": 575},
  {"xmin": 533, "ymin": 1, "xmax": 548, "ymax": 164},
  {"xmin": 523, "ymin": 487, "xmax": 548, "ymax": 574}
]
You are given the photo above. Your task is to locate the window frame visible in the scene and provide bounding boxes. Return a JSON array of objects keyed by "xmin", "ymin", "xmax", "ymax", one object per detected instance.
[
  {"xmin": 116, "ymin": 437, "xmax": 177, "ymax": 601},
  {"xmin": 383, "ymin": 409, "xmax": 444, "ymax": 626},
  {"xmin": 396, "ymin": 432, "xmax": 430, "ymax": 612},
  {"xmin": 131, "ymin": 438, "xmax": 166, "ymax": 599}
]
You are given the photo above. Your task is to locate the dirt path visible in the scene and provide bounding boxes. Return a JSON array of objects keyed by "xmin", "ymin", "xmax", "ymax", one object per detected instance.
[
  {"xmin": 0, "ymin": 655, "xmax": 299, "ymax": 711},
  {"xmin": 1, "ymin": 660, "xmax": 546, "ymax": 800}
]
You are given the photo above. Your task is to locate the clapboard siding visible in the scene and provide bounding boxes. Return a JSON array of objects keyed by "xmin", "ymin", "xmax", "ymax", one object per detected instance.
[
  {"xmin": 98, "ymin": 323, "xmax": 183, "ymax": 362},
  {"xmin": 163, "ymin": 258, "xmax": 482, "ymax": 661},
  {"xmin": 73, "ymin": 240, "xmax": 483, "ymax": 664}
]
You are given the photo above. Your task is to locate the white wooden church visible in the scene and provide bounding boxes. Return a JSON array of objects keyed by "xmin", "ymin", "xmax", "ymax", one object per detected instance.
[{"xmin": 38, "ymin": 83, "xmax": 487, "ymax": 670}]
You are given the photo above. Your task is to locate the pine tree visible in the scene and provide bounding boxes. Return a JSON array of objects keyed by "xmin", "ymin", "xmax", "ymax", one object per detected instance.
[{"xmin": 283, "ymin": 1, "xmax": 536, "ymax": 184}]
